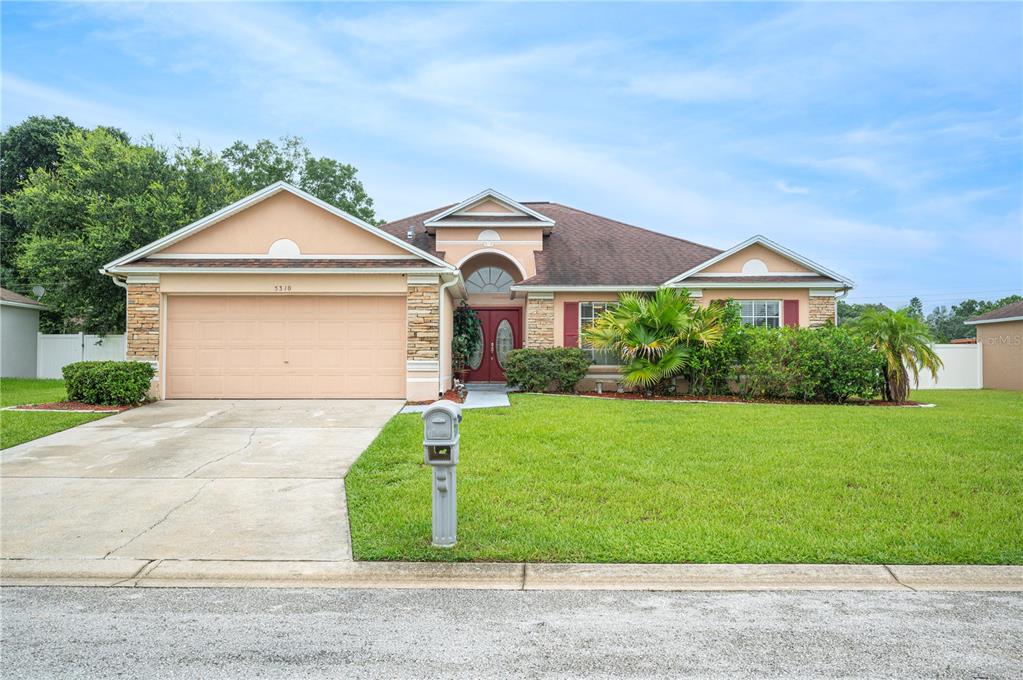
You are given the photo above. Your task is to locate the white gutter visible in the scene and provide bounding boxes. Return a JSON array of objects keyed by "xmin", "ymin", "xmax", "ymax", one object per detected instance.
[{"xmin": 108, "ymin": 273, "xmax": 130, "ymax": 337}]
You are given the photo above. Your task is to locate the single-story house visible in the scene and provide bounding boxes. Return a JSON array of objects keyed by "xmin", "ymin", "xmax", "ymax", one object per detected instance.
[
  {"xmin": 1, "ymin": 286, "xmax": 44, "ymax": 378},
  {"xmin": 102, "ymin": 182, "xmax": 854, "ymax": 400},
  {"xmin": 965, "ymin": 300, "xmax": 1023, "ymax": 391}
]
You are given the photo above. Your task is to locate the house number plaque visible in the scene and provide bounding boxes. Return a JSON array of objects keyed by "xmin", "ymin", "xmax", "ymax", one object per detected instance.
[{"xmin": 274, "ymin": 285, "xmax": 292, "ymax": 292}]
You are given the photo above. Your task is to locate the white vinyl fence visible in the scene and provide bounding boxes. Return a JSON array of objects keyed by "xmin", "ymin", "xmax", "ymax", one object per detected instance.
[
  {"xmin": 36, "ymin": 333, "xmax": 127, "ymax": 379},
  {"xmin": 915, "ymin": 343, "xmax": 982, "ymax": 390}
]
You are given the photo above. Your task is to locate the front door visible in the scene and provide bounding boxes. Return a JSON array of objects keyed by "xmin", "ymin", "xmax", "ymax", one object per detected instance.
[{"xmin": 465, "ymin": 308, "xmax": 521, "ymax": 382}]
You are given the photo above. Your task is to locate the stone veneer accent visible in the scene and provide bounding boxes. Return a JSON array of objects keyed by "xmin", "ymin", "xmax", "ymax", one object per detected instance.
[
  {"xmin": 126, "ymin": 283, "xmax": 160, "ymax": 363},
  {"xmin": 809, "ymin": 296, "xmax": 836, "ymax": 327},
  {"xmin": 526, "ymin": 295, "xmax": 555, "ymax": 348},
  {"xmin": 407, "ymin": 282, "xmax": 440, "ymax": 360}
]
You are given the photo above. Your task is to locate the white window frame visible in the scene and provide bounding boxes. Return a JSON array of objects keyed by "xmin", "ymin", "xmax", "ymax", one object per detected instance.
[
  {"xmin": 579, "ymin": 302, "xmax": 622, "ymax": 365},
  {"xmin": 737, "ymin": 299, "xmax": 781, "ymax": 328}
]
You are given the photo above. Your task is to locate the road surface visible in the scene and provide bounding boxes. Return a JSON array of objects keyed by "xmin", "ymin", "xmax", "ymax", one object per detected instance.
[{"xmin": 2, "ymin": 587, "xmax": 1021, "ymax": 678}]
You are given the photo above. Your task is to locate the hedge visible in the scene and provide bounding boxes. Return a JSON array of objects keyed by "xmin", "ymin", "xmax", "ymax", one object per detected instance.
[
  {"xmin": 503, "ymin": 347, "xmax": 590, "ymax": 393},
  {"xmin": 63, "ymin": 360, "xmax": 155, "ymax": 405},
  {"xmin": 737, "ymin": 325, "xmax": 884, "ymax": 403}
]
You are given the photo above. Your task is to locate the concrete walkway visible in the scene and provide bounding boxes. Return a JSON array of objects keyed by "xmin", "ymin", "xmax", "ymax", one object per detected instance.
[
  {"xmin": 401, "ymin": 385, "xmax": 511, "ymax": 414},
  {"xmin": 0, "ymin": 399, "xmax": 402, "ymax": 564}
]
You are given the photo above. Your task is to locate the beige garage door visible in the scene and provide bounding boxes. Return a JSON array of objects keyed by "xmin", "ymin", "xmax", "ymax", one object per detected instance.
[{"xmin": 166, "ymin": 296, "xmax": 406, "ymax": 398}]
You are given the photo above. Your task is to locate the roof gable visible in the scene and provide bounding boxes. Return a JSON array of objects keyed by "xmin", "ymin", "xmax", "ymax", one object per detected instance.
[
  {"xmin": 423, "ymin": 189, "xmax": 555, "ymax": 232},
  {"xmin": 104, "ymin": 182, "xmax": 453, "ymax": 272},
  {"xmin": 664, "ymin": 235, "xmax": 853, "ymax": 288}
]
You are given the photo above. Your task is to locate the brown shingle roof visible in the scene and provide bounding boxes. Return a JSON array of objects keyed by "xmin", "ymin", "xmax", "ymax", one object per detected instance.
[
  {"xmin": 0, "ymin": 286, "xmax": 44, "ymax": 308},
  {"xmin": 968, "ymin": 299, "xmax": 1023, "ymax": 323},
  {"xmin": 379, "ymin": 202, "xmax": 721, "ymax": 287},
  {"xmin": 121, "ymin": 258, "xmax": 439, "ymax": 269}
]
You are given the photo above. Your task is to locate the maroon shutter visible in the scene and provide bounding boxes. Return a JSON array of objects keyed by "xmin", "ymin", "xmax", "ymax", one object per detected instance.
[
  {"xmin": 563, "ymin": 301, "xmax": 580, "ymax": 347},
  {"xmin": 783, "ymin": 299, "xmax": 799, "ymax": 327}
]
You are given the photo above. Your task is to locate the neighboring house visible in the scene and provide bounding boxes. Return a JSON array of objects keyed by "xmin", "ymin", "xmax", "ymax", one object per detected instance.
[
  {"xmin": 102, "ymin": 183, "xmax": 854, "ymax": 400},
  {"xmin": 965, "ymin": 300, "xmax": 1023, "ymax": 391},
  {"xmin": 1, "ymin": 287, "xmax": 44, "ymax": 378}
]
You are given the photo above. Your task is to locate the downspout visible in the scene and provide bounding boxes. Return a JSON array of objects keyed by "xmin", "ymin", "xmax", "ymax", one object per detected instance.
[
  {"xmin": 834, "ymin": 287, "xmax": 850, "ymax": 325},
  {"xmin": 106, "ymin": 270, "xmax": 130, "ymax": 335},
  {"xmin": 438, "ymin": 274, "xmax": 461, "ymax": 397}
]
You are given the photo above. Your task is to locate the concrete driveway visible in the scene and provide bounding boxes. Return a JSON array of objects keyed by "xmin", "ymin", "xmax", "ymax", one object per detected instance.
[{"xmin": 0, "ymin": 400, "xmax": 402, "ymax": 562}]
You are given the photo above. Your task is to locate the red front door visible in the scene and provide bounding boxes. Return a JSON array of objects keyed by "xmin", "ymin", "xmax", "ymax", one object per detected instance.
[{"xmin": 466, "ymin": 308, "xmax": 521, "ymax": 382}]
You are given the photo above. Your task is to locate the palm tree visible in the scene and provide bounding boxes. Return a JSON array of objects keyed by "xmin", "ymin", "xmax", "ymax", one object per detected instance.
[
  {"xmin": 582, "ymin": 288, "xmax": 724, "ymax": 391},
  {"xmin": 853, "ymin": 307, "xmax": 943, "ymax": 402}
]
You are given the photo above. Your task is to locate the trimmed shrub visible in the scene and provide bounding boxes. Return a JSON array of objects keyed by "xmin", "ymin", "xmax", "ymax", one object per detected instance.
[
  {"xmin": 503, "ymin": 347, "xmax": 590, "ymax": 393},
  {"xmin": 547, "ymin": 347, "xmax": 591, "ymax": 393},
  {"xmin": 686, "ymin": 301, "xmax": 745, "ymax": 395},
  {"xmin": 63, "ymin": 360, "xmax": 154, "ymax": 405},
  {"xmin": 736, "ymin": 326, "xmax": 883, "ymax": 402}
]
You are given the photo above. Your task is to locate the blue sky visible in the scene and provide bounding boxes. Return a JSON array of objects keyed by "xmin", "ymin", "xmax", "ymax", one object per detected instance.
[{"xmin": 2, "ymin": 2, "xmax": 1020, "ymax": 306}]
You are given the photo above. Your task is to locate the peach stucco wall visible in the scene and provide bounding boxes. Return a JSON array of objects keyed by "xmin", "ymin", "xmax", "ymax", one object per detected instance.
[
  {"xmin": 158, "ymin": 273, "xmax": 407, "ymax": 295},
  {"xmin": 162, "ymin": 192, "xmax": 410, "ymax": 257},
  {"xmin": 701, "ymin": 243, "xmax": 814, "ymax": 274},
  {"xmin": 435, "ymin": 227, "xmax": 543, "ymax": 278},
  {"xmin": 700, "ymin": 288, "xmax": 810, "ymax": 327},
  {"xmin": 977, "ymin": 320, "xmax": 1023, "ymax": 391},
  {"xmin": 463, "ymin": 199, "xmax": 518, "ymax": 214}
]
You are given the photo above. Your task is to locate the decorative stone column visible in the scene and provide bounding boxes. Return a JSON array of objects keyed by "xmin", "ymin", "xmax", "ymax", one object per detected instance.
[
  {"xmin": 407, "ymin": 276, "xmax": 441, "ymax": 401},
  {"xmin": 809, "ymin": 294, "xmax": 836, "ymax": 327},
  {"xmin": 526, "ymin": 293, "xmax": 555, "ymax": 348},
  {"xmin": 126, "ymin": 281, "xmax": 160, "ymax": 362},
  {"xmin": 407, "ymin": 279, "xmax": 440, "ymax": 360},
  {"xmin": 125, "ymin": 276, "xmax": 161, "ymax": 396}
]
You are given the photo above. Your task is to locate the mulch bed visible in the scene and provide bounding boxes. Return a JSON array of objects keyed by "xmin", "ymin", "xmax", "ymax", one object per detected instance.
[
  {"xmin": 7, "ymin": 401, "xmax": 134, "ymax": 413},
  {"xmin": 405, "ymin": 389, "xmax": 465, "ymax": 406},
  {"xmin": 574, "ymin": 392, "xmax": 926, "ymax": 407}
]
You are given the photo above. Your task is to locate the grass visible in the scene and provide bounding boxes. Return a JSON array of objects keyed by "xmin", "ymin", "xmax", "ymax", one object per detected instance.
[
  {"xmin": 0, "ymin": 378, "xmax": 110, "ymax": 449},
  {"xmin": 347, "ymin": 390, "xmax": 1023, "ymax": 564}
]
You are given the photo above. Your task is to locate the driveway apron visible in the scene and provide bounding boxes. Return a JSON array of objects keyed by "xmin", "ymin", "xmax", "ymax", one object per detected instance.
[{"xmin": 0, "ymin": 400, "xmax": 401, "ymax": 562}]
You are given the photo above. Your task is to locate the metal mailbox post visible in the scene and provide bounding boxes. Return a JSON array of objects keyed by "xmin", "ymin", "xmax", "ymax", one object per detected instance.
[{"xmin": 422, "ymin": 400, "xmax": 462, "ymax": 547}]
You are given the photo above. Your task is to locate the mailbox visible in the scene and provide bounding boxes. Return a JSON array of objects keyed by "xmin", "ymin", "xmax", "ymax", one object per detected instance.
[
  {"xmin": 421, "ymin": 399, "xmax": 462, "ymax": 547},
  {"xmin": 422, "ymin": 400, "xmax": 461, "ymax": 466}
]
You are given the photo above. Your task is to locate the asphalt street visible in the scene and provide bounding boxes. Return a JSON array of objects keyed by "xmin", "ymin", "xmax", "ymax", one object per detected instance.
[{"xmin": 2, "ymin": 587, "xmax": 1021, "ymax": 678}]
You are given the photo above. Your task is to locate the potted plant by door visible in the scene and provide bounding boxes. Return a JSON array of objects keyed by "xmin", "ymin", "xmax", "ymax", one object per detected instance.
[{"xmin": 452, "ymin": 304, "xmax": 481, "ymax": 385}]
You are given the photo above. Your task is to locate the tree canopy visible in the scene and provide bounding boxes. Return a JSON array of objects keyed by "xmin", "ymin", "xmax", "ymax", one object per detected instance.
[{"xmin": 1, "ymin": 116, "xmax": 380, "ymax": 333}]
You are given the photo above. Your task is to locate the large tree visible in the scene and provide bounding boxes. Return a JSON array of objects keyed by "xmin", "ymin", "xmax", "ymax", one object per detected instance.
[
  {"xmin": 222, "ymin": 136, "xmax": 378, "ymax": 223},
  {"xmin": 836, "ymin": 300, "xmax": 889, "ymax": 326},
  {"xmin": 11, "ymin": 129, "xmax": 233, "ymax": 333},
  {"xmin": 926, "ymin": 295, "xmax": 1023, "ymax": 342},
  {"xmin": 5, "ymin": 116, "xmax": 381, "ymax": 334}
]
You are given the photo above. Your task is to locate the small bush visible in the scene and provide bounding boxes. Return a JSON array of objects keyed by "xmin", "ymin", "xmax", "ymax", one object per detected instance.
[
  {"xmin": 503, "ymin": 347, "xmax": 591, "ymax": 393},
  {"xmin": 63, "ymin": 360, "xmax": 154, "ymax": 405},
  {"xmin": 547, "ymin": 347, "xmax": 591, "ymax": 392}
]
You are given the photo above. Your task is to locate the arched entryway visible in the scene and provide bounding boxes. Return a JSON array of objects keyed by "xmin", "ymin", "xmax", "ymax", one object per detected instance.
[{"xmin": 457, "ymin": 251, "xmax": 525, "ymax": 383}]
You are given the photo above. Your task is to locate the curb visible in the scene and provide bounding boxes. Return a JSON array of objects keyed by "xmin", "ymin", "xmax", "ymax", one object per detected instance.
[{"xmin": 2, "ymin": 560, "xmax": 1021, "ymax": 591}]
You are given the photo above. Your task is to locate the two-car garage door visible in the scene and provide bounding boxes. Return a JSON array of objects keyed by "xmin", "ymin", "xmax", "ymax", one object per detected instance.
[{"xmin": 166, "ymin": 296, "xmax": 405, "ymax": 398}]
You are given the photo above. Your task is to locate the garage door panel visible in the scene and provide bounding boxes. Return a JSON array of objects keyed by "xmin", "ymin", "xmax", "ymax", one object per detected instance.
[{"xmin": 167, "ymin": 295, "xmax": 406, "ymax": 398}]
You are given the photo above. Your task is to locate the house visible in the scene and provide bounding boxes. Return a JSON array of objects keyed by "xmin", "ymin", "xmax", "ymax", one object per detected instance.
[
  {"xmin": 965, "ymin": 299, "xmax": 1023, "ymax": 391},
  {"xmin": 102, "ymin": 183, "xmax": 854, "ymax": 400},
  {"xmin": 1, "ymin": 286, "xmax": 44, "ymax": 378}
]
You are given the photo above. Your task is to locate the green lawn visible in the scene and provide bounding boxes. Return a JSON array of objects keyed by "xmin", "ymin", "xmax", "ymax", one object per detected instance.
[
  {"xmin": 347, "ymin": 390, "xmax": 1023, "ymax": 564},
  {"xmin": 0, "ymin": 378, "xmax": 110, "ymax": 449}
]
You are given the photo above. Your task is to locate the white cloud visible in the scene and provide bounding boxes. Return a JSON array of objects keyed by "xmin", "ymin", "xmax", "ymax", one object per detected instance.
[
  {"xmin": 627, "ymin": 69, "xmax": 753, "ymax": 102},
  {"xmin": 775, "ymin": 180, "xmax": 810, "ymax": 195}
]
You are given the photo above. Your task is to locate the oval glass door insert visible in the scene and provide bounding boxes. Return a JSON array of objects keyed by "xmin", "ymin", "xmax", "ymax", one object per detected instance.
[
  {"xmin": 468, "ymin": 320, "xmax": 484, "ymax": 370},
  {"xmin": 495, "ymin": 319, "xmax": 514, "ymax": 368}
]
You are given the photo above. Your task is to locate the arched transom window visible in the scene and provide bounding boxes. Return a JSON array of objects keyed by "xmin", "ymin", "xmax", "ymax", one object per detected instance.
[{"xmin": 465, "ymin": 266, "xmax": 515, "ymax": 293}]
